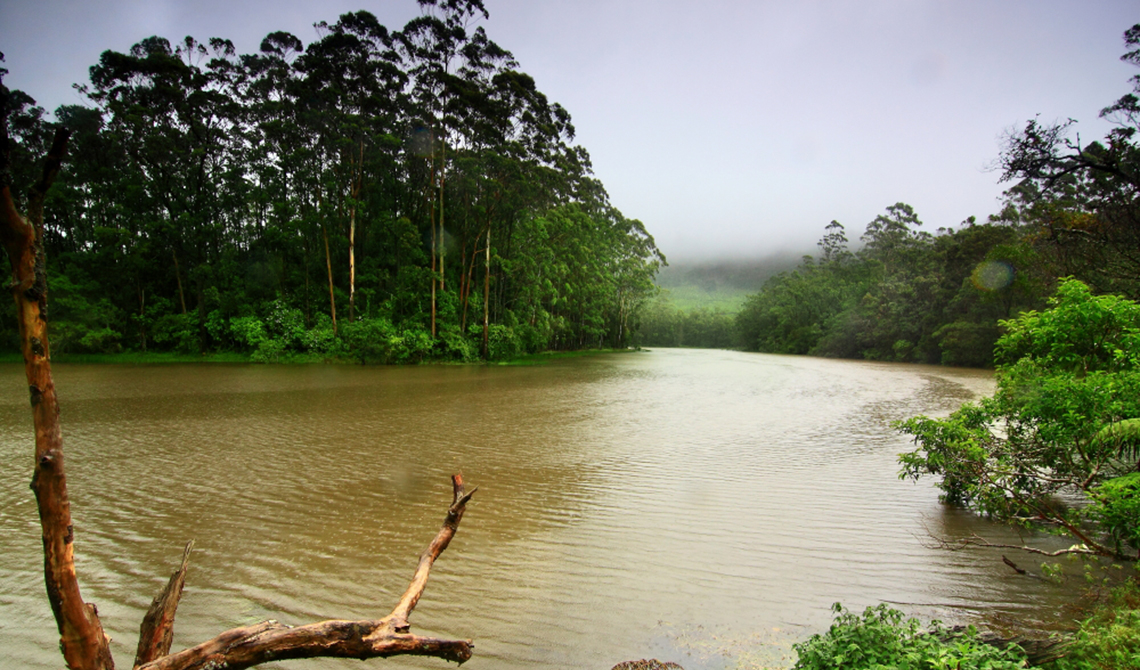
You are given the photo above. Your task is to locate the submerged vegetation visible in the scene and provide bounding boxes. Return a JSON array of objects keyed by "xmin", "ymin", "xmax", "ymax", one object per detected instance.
[
  {"xmin": 898, "ymin": 278, "xmax": 1140, "ymax": 561},
  {"xmin": 2, "ymin": 0, "xmax": 663, "ymax": 363}
]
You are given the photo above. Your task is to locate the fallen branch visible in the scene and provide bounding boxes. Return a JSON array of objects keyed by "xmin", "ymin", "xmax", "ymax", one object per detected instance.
[
  {"xmin": 959, "ymin": 534, "xmax": 1098, "ymax": 558},
  {"xmin": 919, "ymin": 522, "xmax": 1099, "ymax": 560},
  {"xmin": 137, "ymin": 475, "xmax": 476, "ymax": 670},
  {"xmin": 1002, "ymin": 555, "xmax": 1028, "ymax": 575}
]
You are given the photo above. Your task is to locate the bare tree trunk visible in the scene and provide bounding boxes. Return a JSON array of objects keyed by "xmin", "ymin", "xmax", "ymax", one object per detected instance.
[
  {"xmin": 459, "ymin": 239, "xmax": 468, "ymax": 330},
  {"xmin": 172, "ymin": 249, "xmax": 187, "ymax": 315},
  {"xmin": 139, "ymin": 281, "xmax": 147, "ymax": 352},
  {"xmin": 323, "ymin": 221, "xmax": 337, "ymax": 336},
  {"xmin": 483, "ymin": 225, "xmax": 490, "ymax": 359},
  {"xmin": 318, "ymin": 190, "xmax": 336, "ymax": 334},
  {"xmin": 438, "ymin": 137, "xmax": 445, "ymax": 294},
  {"xmin": 348, "ymin": 137, "xmax": 363, "ymax": 323},
  {"xmin": 425, "ymin": 132, "xmax": 438, "ymax": 339},
  {"xmin": 2, "ymin": 120, "xmax": 114, "ymax": 670}
]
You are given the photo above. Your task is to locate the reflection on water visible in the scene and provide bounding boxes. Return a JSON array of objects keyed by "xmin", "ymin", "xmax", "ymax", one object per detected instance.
[{"xmin": 0, "ymin": 350, "xmax": 1082, "ymax": 669}]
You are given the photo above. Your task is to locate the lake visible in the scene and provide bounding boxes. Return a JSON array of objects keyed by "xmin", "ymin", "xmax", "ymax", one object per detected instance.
[{"xmin": 0, "ymin": 349, "xmax": 1080, "ymax": 669}]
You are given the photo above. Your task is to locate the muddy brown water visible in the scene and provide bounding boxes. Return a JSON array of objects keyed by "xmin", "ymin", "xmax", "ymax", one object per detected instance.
[{"xmin": 0, "ymin": 349, "xmax": 1083, "ymax": 669}]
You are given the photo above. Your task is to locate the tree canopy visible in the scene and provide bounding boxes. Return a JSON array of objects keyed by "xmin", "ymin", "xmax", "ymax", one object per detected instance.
[{"xmin": 1, "ymin": 2, "xmax": 664, "ymax": 362}]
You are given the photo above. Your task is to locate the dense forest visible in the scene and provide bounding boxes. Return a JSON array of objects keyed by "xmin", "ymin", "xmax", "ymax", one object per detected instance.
[
  {"xmin": 645, "ymin": 25, "xmax": 1140, "ymax": 366},
  {"xmin": 5, "ymin": 3, "xmax": 1140, "ymax": 369},
  {"xmin": 1, "ymin": 0, "xmax": 664, "ymax": 362}
]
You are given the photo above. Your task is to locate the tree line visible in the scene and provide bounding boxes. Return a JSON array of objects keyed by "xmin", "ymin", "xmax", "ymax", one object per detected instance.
[
  {"xmin": 1, "ymin": 0, "xmax": 664, "ymax": 362},
  {"xmin": 646, "ymin": 24, "xmax": 1140, "ymax": 367}
]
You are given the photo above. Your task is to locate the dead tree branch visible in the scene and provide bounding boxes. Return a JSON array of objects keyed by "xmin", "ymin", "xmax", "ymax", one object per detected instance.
[
  {"xmin": 136, "ymin": 475, "xmax": 476, "ymax": 670},
  {"xmin": 3, "ymin": 80, "xmax": 476, "ymax": 670},
  {"xmin": 3, "ymin": 82, "xmax": 113, "ymax": 670},
  {"xmin": 135, "ymin": 541, "xmax": 194, "ymax": 667}
]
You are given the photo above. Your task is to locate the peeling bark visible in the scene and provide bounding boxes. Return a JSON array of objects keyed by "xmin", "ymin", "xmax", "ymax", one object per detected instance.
[{"xmin": 2, "ymin": 101, "xmax": 114, "ymax": 669}]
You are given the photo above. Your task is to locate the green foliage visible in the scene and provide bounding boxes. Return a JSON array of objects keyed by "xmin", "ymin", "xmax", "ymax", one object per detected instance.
[
  {"xmin": 47, "ymin": 271, "xmax": 122, "ymax": 353},
  {"xmin": 792, "ymin": 603, "xmax": 1027, "ymax": 670},
  {"xmin": 898, "ymin": 279, "xmax": 1140, "ymax": 559},
  {"xmin": 3, "ymin": 3, "xmax": 663, "ymax": 362},
  {"xmin": 734, "ymin": 211, "xmax": 1038, "ymax": 364},
  {"xmin": 1044, "ymin": 580, "xmax": 1140, "ymax": 670},
  {"xmin": 638, "ymin": 296, "xmax": 735, "ymax": 348},
  {"xmin": 150, "ymin": 313, "xmax": 200, "ymax": 354},
  {"xmin": 435, "ymin": 325, "xmax": 478, "ymax": 362},
  {"xmin": 995, "ymin": 279, "xmax": 1140, "ymax": 373},
  {"xmin": 484, "ymin": 324, "xmax": 523, "ymax": 361},
  {"xmin": 934, "ymin": 321, "xmax": 1001, "ymax": 367},
  {"xmin": 1088, "ymin": 474, "xmax": 1140, "ymax": 554},
  {"xmin": 1093, "ymin": 419, "xmax": 1140, "ymax": 461}
]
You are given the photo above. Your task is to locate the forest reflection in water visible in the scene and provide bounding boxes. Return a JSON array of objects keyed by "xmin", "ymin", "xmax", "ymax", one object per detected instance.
[{"xmin": 0, "ymin": 349, "xmax": 1083, "ymax": 669}]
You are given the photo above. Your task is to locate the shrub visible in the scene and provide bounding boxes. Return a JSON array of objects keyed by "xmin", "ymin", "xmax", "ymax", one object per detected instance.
[
  {"xmin": 486, "ymin": 324, "xmax": 522, "ymax": 361},
  {"xmin": 1088, "ymin": 473, "xmax": 1140, "ymax": 556},
  {"xmin": 792, "ymin": 603, "xmax": 1027, "ymax": 670},
  {"xmin": 150, "ymin": 313, "xmax": 200, "ymax": 353},
  {"xmin": 435, "ymin": 325, "xmax": 477, "ymax": 362},
  {"xmin": 1045, "ymin": 580, "xmax": 1140, "ymax": 670}
]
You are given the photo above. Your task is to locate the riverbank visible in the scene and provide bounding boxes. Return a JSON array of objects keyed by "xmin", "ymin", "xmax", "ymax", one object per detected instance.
[{"xmin": 0, "ymin": 347, "xmax": 641, "ymax": 366}]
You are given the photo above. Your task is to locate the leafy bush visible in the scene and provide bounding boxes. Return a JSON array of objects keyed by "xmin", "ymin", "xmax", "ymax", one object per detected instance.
[
  {"xmin": 898, "ymin": 279, "xmax": 1140, "ymax": 559},
  {"xmin": 1088, "ymin": 473, "xmax": 1140, "ymax": 555},
  {"xmin": 229, "ymin": 315, "xmax": 267, "ymax": 351},
  {"xmin": 47, "ymin": 272, "xmax": 122, "ymax": 353},
  {"xmin": 389, "ymin": 326, "xmax": 433, "ymax": 363},
  {"xmin": 1045, "ymin": 580, "xmax": 1140, "ymax": 670},
  {"xmin": 486, "ymin": 324, "xmax": 522, "ymax": 361},
  {"xmin": 435, "ymin": 325, "xmax": 477, "ymax": 362},
  {"xmin": 792, "ymin": 603, "xmax": 1027, "ymax": 670},
  {"xmin": 339, "ymin": 318, "xmax": 396, "ymax": 364},
  {"xmin": 150, "ymin": 313, "xmax": 199, "ymax": 353},
  {"xmin": 299, "ymin": 313, "xmax": 337, "ymax": 355}
]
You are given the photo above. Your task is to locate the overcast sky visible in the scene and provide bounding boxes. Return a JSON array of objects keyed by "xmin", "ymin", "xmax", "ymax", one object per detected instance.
[{"xmin": 1, "ymin": 0, "xmax": 1136, "ymax": 261}]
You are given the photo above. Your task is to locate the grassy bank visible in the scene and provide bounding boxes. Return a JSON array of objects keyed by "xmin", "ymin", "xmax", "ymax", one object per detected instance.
[
  {"xmin": 0, "ymin": 348, "xmax": 641, "ymax": 366},
  {"xmin": 0, "ymin": 351, "xmax": 254, "ymax": 364}
]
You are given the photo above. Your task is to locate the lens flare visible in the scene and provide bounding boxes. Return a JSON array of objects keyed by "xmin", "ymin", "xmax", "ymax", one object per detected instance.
[{"xmin": 971, "ymin": 260, "xmax": 1014, "ymax": 291}]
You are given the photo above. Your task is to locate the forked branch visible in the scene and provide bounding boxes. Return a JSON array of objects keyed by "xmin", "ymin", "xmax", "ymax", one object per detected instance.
[{"xmin": 135, "ymin": 475, "xmax": 476, "ymax": 670}]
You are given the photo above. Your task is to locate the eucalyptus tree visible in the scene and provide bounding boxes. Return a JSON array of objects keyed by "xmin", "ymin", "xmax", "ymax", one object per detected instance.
[
  {"xmin": 294, "ymin": 12, "xmax": 407, "ymax": 328},
  {"xmin": 82, "ymin": 35, "xmax": 246, "ymax": 348},
  {"xmin": 395, "ymin": 0, "xmax": 526, "ymax": 338}
]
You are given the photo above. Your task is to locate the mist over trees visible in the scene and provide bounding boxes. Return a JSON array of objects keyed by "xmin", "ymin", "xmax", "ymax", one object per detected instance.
[
  {"xmin": 1, "ymin": 0, "xmax": 664, "ymax": 362},
  {"xmin": 652, "ymin": 24, "xmax": 1140, "ymax": 367}
]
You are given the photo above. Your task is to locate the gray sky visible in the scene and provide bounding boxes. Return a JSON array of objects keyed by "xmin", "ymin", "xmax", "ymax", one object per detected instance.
[{"xmin": 1, "ymin": 0, "xmax": 1136, "ymax": 261}]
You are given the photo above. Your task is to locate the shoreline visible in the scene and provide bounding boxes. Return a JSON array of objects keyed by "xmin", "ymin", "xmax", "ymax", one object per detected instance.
[{"xmin": 0, "ymin": 347, "xmax": 644, "ymax": 366}]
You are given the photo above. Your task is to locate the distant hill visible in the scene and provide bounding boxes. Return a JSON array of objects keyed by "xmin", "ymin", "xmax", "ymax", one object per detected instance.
[{"xmin": 654, "ymin": 253, "xmax": 805, "ymax": 312}]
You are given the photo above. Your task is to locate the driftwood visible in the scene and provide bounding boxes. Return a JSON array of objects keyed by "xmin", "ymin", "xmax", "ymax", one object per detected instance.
[
  {"xmin": 135, "ymin": 474, "xmax": 476, "ymax": 670},
  {"xmin": 2, "ymin": 80, "xmax": 476, "ymax": 670}
]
